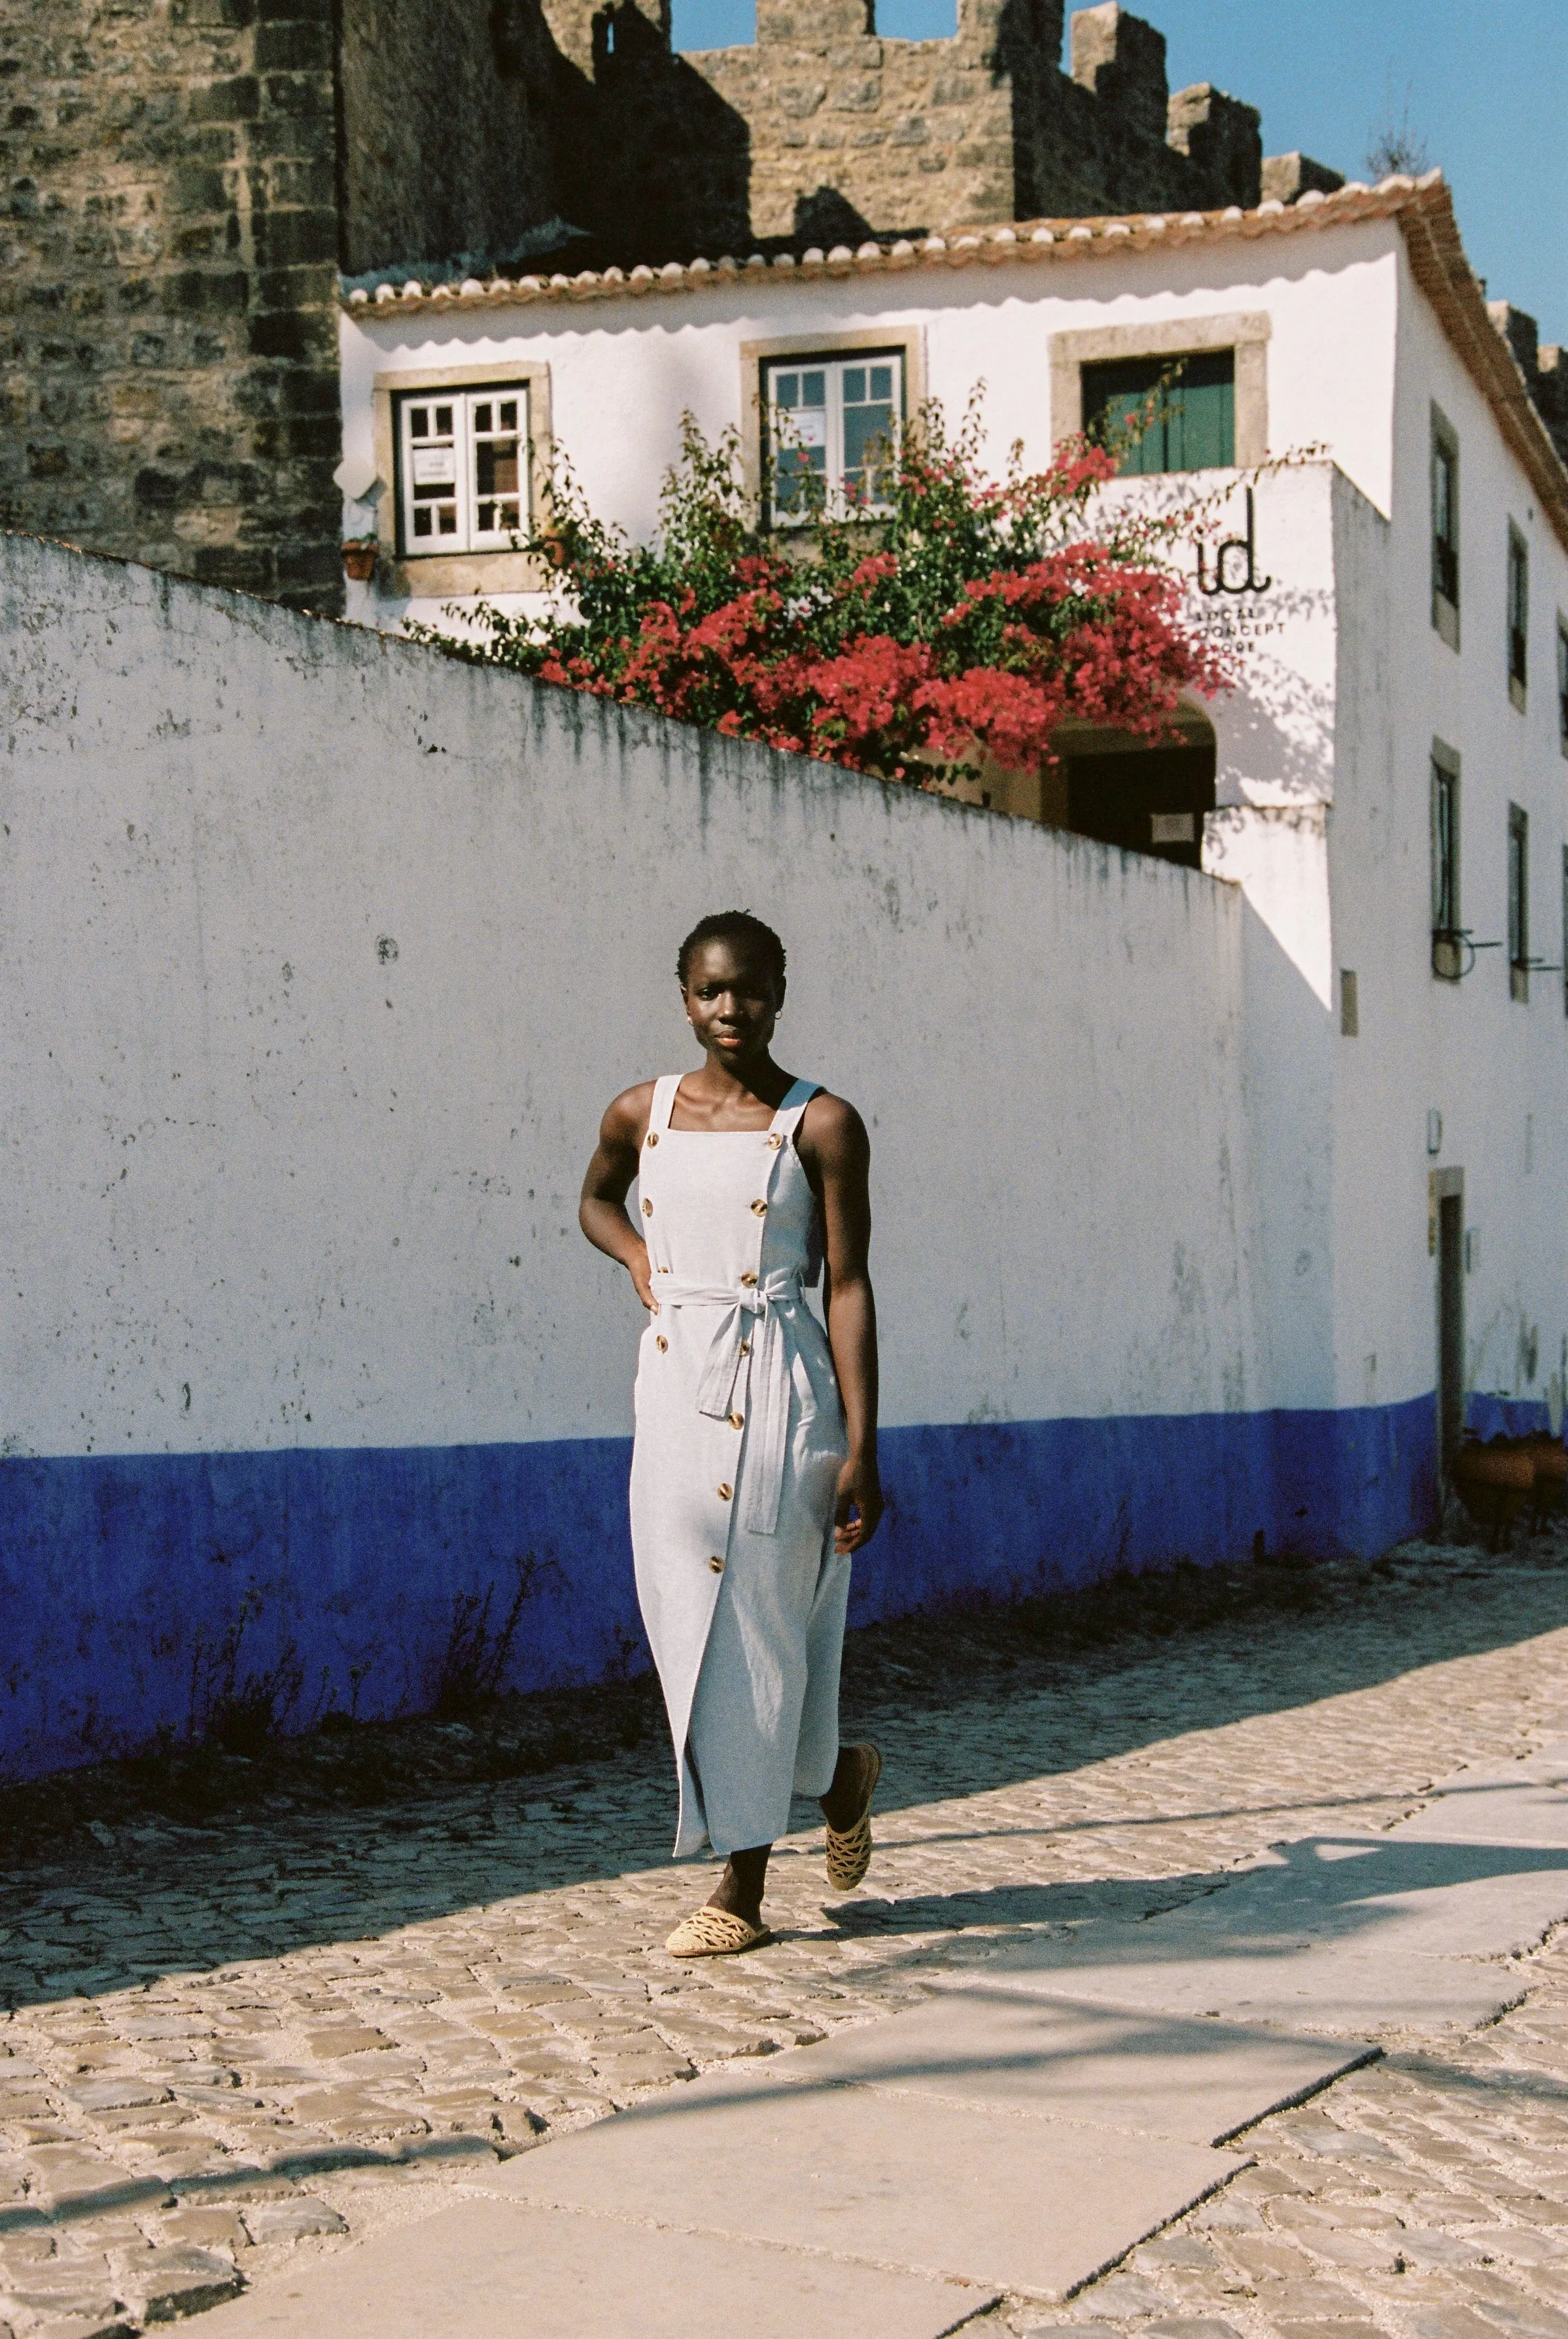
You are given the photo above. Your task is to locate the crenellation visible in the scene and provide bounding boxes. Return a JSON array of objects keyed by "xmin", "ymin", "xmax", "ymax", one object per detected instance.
[
  {"xmin": 1070, "ymin": 1, "xmax": 1168, "ymax": 145},
  {"xmin": 1491, "ymin": 300, "xmax": 1568, "ymax": 469},
  {"xmin": 1165, "ymin": 82, "xmax": 1261, "ymax": 210},
  {"xmin": 1261, "ymin": 150, "xmax": 1345, "ymax": 206}
]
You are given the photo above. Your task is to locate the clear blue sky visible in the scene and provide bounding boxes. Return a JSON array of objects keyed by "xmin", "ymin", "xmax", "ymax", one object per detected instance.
[{"xmin": 669, "ymin": 0, "xmax": 1567, "ymax": 345}]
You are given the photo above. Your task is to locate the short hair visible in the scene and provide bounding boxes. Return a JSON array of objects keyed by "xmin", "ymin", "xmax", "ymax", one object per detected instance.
[{"xmin": 676, "ymin": 911, "xmax": 788, "ymax": 993}]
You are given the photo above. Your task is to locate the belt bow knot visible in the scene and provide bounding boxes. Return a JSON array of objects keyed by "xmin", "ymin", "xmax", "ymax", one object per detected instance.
[{"xmin": 659, "ymin": 1269, "xmax": 813, "ymax": 1536}]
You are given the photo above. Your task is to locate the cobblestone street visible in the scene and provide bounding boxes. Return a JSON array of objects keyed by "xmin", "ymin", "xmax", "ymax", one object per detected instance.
[{"xmin": 6, "ymin": 1534, "xmax": 1568, "ymax": 2338}]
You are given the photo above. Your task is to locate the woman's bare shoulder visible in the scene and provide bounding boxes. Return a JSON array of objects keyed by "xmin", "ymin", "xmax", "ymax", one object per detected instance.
[
  {"xmin": 600, "ymin": 1078, "xmax": 660, "ymax": 1148},
  {"xmin": 797, "ymin": 1088, "xmax": 869, "ymax": 1166}
]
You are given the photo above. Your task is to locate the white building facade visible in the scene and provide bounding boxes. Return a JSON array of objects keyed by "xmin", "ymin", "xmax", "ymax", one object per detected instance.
[{"xmin": 340, "ymin": 171, "xmax": 1568, "ymax": 1507}]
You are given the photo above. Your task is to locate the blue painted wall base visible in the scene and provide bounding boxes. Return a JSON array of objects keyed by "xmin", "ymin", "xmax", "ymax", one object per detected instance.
[{"xmin": 1, "ymin": 1395, "xmax": 1439, "ymax": 1780}]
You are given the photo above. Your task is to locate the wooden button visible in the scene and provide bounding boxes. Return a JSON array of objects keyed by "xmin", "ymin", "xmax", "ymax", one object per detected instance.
[
  {"xmin": 740, "ymin": 1271, "xmax": 758, "ymax": 1287},
  {"xmin": 708, "ymin": 1556, "xmax": 724, "ymax": 1574},
  {"xmin": 717, "ymin": 1483, "xmax": 732, "ymax": 1501},
  {"xmin": 767, "ymin": 1132, "xmax": 784, "ymax": 1150},
  {"xmin": 659, "ymin": 1265, "xmax": 671, "ymax": 1275},
  {"xmin": 738, "ymin": 1340, "xmax": 750, "ymax": 1356},
  {"xmin": 646, "ymin": 1131, "xmax": 659, "ymax": 1146},
  {"xmin": 728, "ymin": 1411, "xmax": 744, "ymax": 1430},
  {"xmin": 656, "ymin": 1334, "xmax": 668, "ymax": 1352},
  {"xmin": 750, "ymin": 1199, "xmax": 767, "ymax": 1217},
  {"xmin": 641, "ymin": 1198, "xmax": 653, "ymax": 1216}
]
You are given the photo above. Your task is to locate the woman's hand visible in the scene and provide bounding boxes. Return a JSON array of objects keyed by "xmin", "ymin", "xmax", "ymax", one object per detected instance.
[
  {"xmin": 629, "ymin": 1244, "xmax": 657, "ymax": 1313},
  {"xmin": 833, "ymin": 1454, "xmax": 883, "ymax": 1553}
]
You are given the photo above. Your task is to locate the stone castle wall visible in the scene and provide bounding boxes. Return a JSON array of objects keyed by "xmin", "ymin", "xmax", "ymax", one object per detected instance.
[
  {"xmin": 1, "ymin": 0, "xmax": 344, "ymax": 614},
  {"xmin": 340, "ymin": 0, "xmax": 559, "ymax": 279},
  {"xmin": 549, "ymin": 0, "xmax": 1272, "ymax": 252}
]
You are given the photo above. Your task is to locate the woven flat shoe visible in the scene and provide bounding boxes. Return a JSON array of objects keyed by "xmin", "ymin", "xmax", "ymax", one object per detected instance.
[
  {"xmin": 665, "ymin": 1907, "xmax": 773, "ymax": 1958},
  {"xmin": 825, "ymin": 1742, "xmax": 882, "ymax": 1891}
]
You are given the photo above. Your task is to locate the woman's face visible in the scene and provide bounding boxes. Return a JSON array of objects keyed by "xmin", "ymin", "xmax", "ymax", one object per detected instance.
[{"xmin": 682, "ymin": 938, "xmax": 782, "ymax": 1069}]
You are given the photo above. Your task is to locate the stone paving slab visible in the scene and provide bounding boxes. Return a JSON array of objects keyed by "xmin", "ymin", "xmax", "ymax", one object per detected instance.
[
  {"xmin": 483, "ymin": 2073, "xmax": 1249, "ymax": 2301},
  {"xmin": 706, "ymin": 1989, "xmax": 1372, "ymax": 2146},
  {"xmin": 203, "ymin": 2194, "xmax": 996, "ymax": 2338},
  {"xmin": 964, "ymin": 1764, "xmax": 1568, "ymax": 2042}
]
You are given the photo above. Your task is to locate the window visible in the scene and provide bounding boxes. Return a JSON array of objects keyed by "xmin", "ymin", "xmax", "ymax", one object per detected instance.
[
  {"xmin": 1081, "ymin": 351, "xmax": 1236, "ymax": 475},
  {"xmin": 396, "ymin": 387, "xmax": 527, "ymax": 555},
  {"xmin": 762, "ymin": 352, "xmax": 903, "ymax": 523},
  {"xmin": 1431, "ymin": 408, "xmax": 1459, "ymax": 644},
  {"xmin": 1507, "ymin": 524, "xmax": 1529, "ymax": 707},
  {"xmin": 1558, "ymin": 618, "xmax": 1568, "ymax": 755},
  {"xmin": 1431, "ymin": 750, "xmax": 1461, "ymax": 977},
  {"xmin": 1508, "ymin": 802, "xmax": 1529, "ymax": 1001}
]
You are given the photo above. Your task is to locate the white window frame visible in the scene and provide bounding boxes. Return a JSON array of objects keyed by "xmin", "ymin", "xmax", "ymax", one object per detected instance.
[
  {"xmin": 396, "ymin": 384, "xmax": 529, "ymax": 557},
  {"xmin": 370, "ymin": 361, "xmax": 552, "ymax": 597},
  {"xmin": 759, "ymin": 349, "xmax": 905, "ymax": 526},
  {"xmin": 739, "ymin": 328, "xmax": 925, "ymax": 530}
]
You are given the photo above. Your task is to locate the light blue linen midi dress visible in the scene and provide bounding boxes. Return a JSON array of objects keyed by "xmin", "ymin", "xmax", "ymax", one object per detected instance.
[{"xmin": 629, "ymin": 1074, "xmax": 851, "ymax": 1857}]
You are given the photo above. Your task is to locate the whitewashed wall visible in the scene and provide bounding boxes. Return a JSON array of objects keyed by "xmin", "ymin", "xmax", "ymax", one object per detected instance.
[
  {"xmin": 3, "ymin": 538, "xmax": 1263, "ymax": 1459},
  {"xmin": 2, "ymin": 531, "xmax": 1293, "ymax": 1777}
]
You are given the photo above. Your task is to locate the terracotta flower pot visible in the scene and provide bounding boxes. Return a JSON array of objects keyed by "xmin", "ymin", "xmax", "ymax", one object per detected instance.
[
  {"xmin": 342, "ymin": 543, "xmax": 378, "ymax": 582},
  {"xmin": 1525, "ymin": 1434, "xmax": 1568, "ymax": 1528},
  {"xmin": 1452, "ymin": 1438, "xmax": 1536, "ymax": 1547}
]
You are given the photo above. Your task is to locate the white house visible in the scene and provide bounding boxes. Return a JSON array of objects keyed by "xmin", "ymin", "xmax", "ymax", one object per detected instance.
[{"xmin": 338, "ymin": 171, "xmax": 1568, "ymax": 1500}]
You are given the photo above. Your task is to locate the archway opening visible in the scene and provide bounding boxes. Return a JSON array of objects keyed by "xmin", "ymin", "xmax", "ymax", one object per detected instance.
[{"xmin": 1049, "ymin": 705, "xmax": 1217, "ymax": 871}]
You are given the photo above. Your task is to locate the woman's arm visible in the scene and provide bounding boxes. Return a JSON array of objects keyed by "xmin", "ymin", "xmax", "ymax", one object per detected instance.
[
  {"xmin": 580, "ymin": 1083, "xmax": 658, "ymax": 1312},
  {"xmin": 803, "ymin": 1096, "xmax": 882, "ymax": 1553}
]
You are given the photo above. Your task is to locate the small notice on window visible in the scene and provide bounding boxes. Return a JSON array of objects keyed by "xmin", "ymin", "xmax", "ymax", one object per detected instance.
[
  {"xmin": 412, "ymin": 448, "xmax": 457, "ymax": 485},
  {"xmin": 776, "ymin": 407, "xmax": 828, "ymax": 447},
  {"xmin": 1150, "ymin": 811, "xmax": 1195, "ymax": 844}
]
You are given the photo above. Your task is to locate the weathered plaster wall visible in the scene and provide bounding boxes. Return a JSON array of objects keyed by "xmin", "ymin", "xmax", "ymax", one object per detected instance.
[
  {"xmin": 0, "ymin": 526, "xmax": 1359, "ymax": 1780},
  {"xmin": 0, "ymin": 0, "xmax": 343, "ymax": 614}
]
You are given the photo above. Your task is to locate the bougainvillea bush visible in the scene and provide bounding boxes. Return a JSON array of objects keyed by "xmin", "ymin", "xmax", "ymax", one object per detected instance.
[{"xmin": 416, "ymin": 398, "xmax": 1234, "ymax": 784}]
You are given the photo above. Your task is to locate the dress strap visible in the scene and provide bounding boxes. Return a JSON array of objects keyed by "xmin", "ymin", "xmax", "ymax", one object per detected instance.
[
  {"xmin": 769, "ymin": 1078, "xmax": 821, "ymax": 1134},
  {"xmin": 648, "ymin": 1073, "xmax": 682, "ymax": 1136}
]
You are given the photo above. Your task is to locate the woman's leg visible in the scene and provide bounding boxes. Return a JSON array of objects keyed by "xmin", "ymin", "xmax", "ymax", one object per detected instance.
[
  {"xmin": 707, "ymin": 1843, "xmax": 771, "ymax": 1929},
  {"xmin": 820, "ymin": 1744, "xmax": 879, "ymax": 1831}
]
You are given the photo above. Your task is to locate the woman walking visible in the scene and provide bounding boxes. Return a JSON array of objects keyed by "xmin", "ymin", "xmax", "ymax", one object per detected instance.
[{"xmin": 580, "ymin": 911, "xmax": 883, "ymax": 1955}]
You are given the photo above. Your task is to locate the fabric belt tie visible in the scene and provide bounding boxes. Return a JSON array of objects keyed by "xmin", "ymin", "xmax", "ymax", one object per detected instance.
[{"xmin": 659, "ymin": 1271, "xmax": 814, "ymax": 1536}]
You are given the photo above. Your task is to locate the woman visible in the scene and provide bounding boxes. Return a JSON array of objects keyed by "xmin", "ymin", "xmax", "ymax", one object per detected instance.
[{"xmin": 580, "ymin": 910, "xmax": 883, "ymax": 1956}]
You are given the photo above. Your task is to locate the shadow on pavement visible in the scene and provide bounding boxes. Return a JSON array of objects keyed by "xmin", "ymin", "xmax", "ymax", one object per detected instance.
[{"xmin": 3, "ymin": 1548, "xmax": 1567, "ymax": 2011}]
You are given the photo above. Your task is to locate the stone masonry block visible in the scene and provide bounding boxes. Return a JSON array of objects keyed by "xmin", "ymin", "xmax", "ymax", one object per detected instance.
[
  {"xmin": 254, "ymin": 19, "xmax": 332, "ymax": 71},
  {"xmin": 186, "ymin": 75, "xmax": 260, "ymax": 122},
  {"xmin": 253, "ymin": 205, "xmax": 336, "ymax": 266}
]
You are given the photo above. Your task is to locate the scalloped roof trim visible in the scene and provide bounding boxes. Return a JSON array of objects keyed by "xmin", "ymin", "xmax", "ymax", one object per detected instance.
[{"xmin": 341, "ymin": 175, "xmax": 1434, "ymax": 318}]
